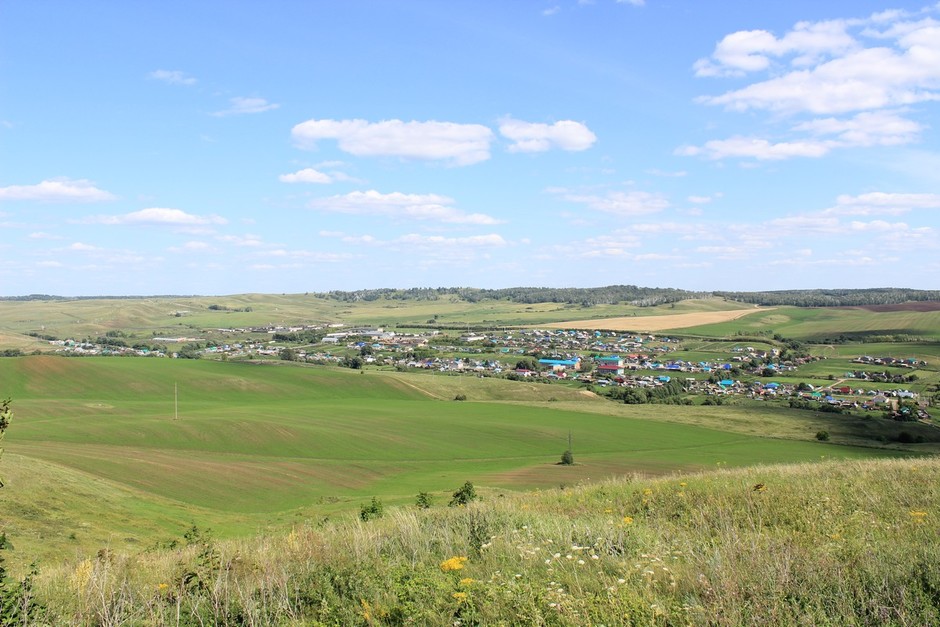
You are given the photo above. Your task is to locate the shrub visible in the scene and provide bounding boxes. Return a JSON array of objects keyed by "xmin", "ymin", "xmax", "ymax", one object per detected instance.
[
  {"xmin": 454, "ymin": 394, "xmax": 467, "ymax": 401},
  {"xmin": 359, "ymin": 497, "xmax": 384, "ymax": 521},
  {"xmin": 816, "ymin": 430, "xmax": 830, "ymax": 441},
  {"xmin": 449, "ymin": 482, "xmax": 477, "ymax": 507},
  {"xmin": 415, "ymin": 492, "xmax": 432, "ymax": 509},
  {"xmin": 560, "ymin": 449, "xmax": 574, "ymax": 465}
]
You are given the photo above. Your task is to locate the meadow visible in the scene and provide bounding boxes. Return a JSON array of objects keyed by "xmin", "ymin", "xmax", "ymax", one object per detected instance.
[
  {"xmin": 0, "ymin": 355, "xmax": 916, "ymax": 567},
  {"xmin": 25, "ymin": 457, "xmax": 940, "ymax": 625}
]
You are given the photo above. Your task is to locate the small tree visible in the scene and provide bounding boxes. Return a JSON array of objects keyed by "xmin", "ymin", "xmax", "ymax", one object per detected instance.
[
  {"xmin": 359, "ymin": 497, "xmax": 384, "ymax": 521},
  {"xmin": 815, "ymin": 430, "xmax": 830, "ymax": 441},
  {"xmin": 560, "ymin": 449, "xmax": 574, "ymax": 465},
  {"xmin": 449, "ymin": 481, "xmax": 477, "ymax": 507},
  {"xmin": 415, "ymin": 492, "xmax": 432, "ymax": 509}
]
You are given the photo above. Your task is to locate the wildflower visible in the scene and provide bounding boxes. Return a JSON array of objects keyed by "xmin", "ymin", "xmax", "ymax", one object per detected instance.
[
  {"xmin": 753, "ymin": 483, "xmax": 766, "ymax": 492},
  {"xmin": 441, "ymin": 556, "xmax": 469, "ymax": 572},
  {"xmin": 679, "ymin": 482, "xmax": 687, "ymax": 487},
  {"xmin": 452, "ymin": 592, "xmax": 468, "ymax": 602},
  {"xmin": 460, "ymin": 578, "xmax": 475, "ymax": 586},
  {"xmin": 643, "ymin": 488, "xmax": 653, "ymax": 496},
  {"xmin": 910, "ymin": 511, "xmax": 927, "ymax": 523},
  {"xmin": 578, "ymin": 559, "xmax": 585, "ymax": 565},
  {"xmin": 622, "ymin": 516, "xmax": 634, "ymax": 525}
]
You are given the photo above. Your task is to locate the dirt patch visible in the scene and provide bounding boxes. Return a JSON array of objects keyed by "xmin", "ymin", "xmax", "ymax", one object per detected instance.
[
  {"xmin": 542, "ymin": 308, "xmax": 768, "ymax": 332},
  {"xmin": 840, "ymin": 302, "xmax": 940, "ymax": 313}
]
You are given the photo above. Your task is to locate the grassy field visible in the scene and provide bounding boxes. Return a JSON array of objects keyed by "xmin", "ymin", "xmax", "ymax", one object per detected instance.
[
  {"xmin": 0, "ymin": 356, "xmax": 918, "ymax": 566},
  {"xmin": 671, "ymin": 305, "xmax": 940, "ymax": 341},
  {"xmin": 25, "ymin": 456, "xmax": 940, "ymax": 625}
]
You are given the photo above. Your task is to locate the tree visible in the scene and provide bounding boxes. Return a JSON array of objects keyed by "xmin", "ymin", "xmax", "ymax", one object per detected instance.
[
  {"xmin": 279, "ymin": 347, "xmax": 297, "ymax": 361},
  {"xmin": 449, "ymin": 481, "xmax": 477, "ymax": 506},
  {"xmin": 560, "ymin": 449, "xmax": 574, "ymax": 465}
]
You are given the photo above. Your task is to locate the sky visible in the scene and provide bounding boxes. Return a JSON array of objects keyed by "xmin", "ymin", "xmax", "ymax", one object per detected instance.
[{"xmin": 1, "ymin": 1, "xmax": 939, "ymax": 296}]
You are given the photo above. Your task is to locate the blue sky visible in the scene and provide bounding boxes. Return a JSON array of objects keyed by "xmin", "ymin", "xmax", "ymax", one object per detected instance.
[{"xmin": 2, "ymin": 1, "xmax": 939, "ymax": 296}]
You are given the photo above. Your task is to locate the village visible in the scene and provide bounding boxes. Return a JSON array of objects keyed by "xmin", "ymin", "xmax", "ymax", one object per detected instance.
[{"xmin": 41, "ymin": 322, "xmax": 927, "ymax": 417}]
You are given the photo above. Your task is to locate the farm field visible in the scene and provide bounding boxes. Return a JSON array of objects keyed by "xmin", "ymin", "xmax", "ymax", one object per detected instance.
[
  {"xmin": 671, "ymin": 303, "xmax": 940, "ymax": 341},
  {"xmin": 542, "ymin": 306, "xmax": 767, "ymax": 332},
  {"xmin": 0, "ymin": 355, "xmax": 915, "ymax": 564}
]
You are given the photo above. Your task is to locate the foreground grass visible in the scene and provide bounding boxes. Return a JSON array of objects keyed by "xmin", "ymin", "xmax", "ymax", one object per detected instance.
[{"xmin": 26, "ymin": 457, "xmax": 940, "ymax": 626}]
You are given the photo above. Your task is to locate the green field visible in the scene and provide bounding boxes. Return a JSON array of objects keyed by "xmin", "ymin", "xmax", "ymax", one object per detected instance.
[
  {"xmin": 1, "ymin": 356, "xmax": 919, "ymax": 564},
  {"xmin": 674, "ymin": 305, "xmax": 940, "ymax": 341}
]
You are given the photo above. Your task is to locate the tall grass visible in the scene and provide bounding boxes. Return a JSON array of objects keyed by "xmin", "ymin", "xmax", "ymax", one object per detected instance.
[{"xmin": 32, "ymin": 457, "xmax": 940, "ymax": 625}]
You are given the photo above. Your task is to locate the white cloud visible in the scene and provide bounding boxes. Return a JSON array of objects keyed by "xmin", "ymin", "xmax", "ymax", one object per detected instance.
[
  {"xmin": 279, "ymin": 168, "xmax": 333, "ymax": 184},
  {"xmin": 85, "ymin": 208, "xmax": 228, "ymax": 226},
  {"xmin": 292, "ymin": 118, "xmax": 494, "ymax": 166},
  {"xmin": 397, "ymin": 233, "xmax": 507, "ymax": 247},
  {"xmin": 217, "ymin": 234, "xmax": 264, "ymax": 247},
  {"xmin": 557, "ymin": 189, "xmax": 670, "ymax": 216},
  {"xmin": 29, "ymin": 232, "xmax": 64, "ymax": 240},
  {"xmin": 617, "ymin": 0, "xmax": 645, "ymax": 6},
  {"xmin": 309, "ymin": 190, "xmax": 503, "ymax": 225},
  {"xmin": 213, "ymin": 96, "xmax": 280, "ymax": 117},
  {"xmin": 542, "ymin": 5, "xmax": 561, "ymax": 16},
  {"xmin": 827, "ymin": 191, "xmax": 940, "ymax": 215},
  {"xmin": 69, "ymin": 242, "xmax": 101, "ymax": 251},
  {"xmin": 149, "ymin": 69, "xmax": 197, "ymax": 86},
  {"xmin": 792, "ymin": 110, "xmax": 923, "ymax": 146},
  {"xmin": 687, "ymin": 9, "xmax": 940, "ymax": 162},
  {"xmin": 677, "ymin": 136, "xmax": 830, "ymax": 160},
  {"xmin": 499, "ymin": 118, "xmax": 597, "ymax": 153},
  {"xmin": 0, "ymin": 178, "xmax": 116, "ymax": 202},
  {"xmin": 696, "ymin": 14, "xmax": 940, "ymax": 115}
]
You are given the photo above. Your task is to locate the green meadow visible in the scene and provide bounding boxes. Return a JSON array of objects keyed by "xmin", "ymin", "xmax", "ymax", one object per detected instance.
[
  {"xmin": 675, "ymin": 304, "xmax": 940, "ymax": 341},
  {"xmin": 0, "ymin": 355, "xmax": 913, "ymax": 564}
]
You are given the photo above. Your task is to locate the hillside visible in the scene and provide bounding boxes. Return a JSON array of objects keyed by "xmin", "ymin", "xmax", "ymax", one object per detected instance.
[{"xmin": 21, "ymin": 457, "xmax": 940, "ymax": 625}]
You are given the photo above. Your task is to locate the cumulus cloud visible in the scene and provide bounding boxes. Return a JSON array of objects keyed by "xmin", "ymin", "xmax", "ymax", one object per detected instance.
[
  {"xmin": 686, "ymin": 8, "xmax": 940, "ymax": 161},
  {"xmin": 677, "ymin": 136, "xmax": 830, "ymax": 160},
  {"xmin": 149, "ymin": 69, "xmax": 197, "ymax": 85},
  {"xmin": 84, "ymin": 208, "xmax": 228, "ymax": 226},
  {"xmin": 499, "ymin": 118, "xmax": 597, "ymax": 153},
  {"xmin": 291, "ymin": 118, "xmax": 494, "ymax": 166},
  {"xmin": 213, "ymin": 96, "xmax": 280, "ymax": 116},
  {"xmin": 558, "ymin": 189, "xmax": 670, "ymax": 216},
  {"xmin": 0, "ymin": 178, "xmax": 116, "ymax": 202},
  {"xmin": 309, "ymin": 190, "xmax": 503, "ymax": 225},
  {"xmin": 826, "ymin": 191, "xmax": 940, "ymax": 215},
  {"xmin": 279, "ymin": 168, "xmax": 333, "ymax": 184}
]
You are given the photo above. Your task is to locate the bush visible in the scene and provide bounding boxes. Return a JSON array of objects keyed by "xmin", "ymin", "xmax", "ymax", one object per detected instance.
[
  {"xmin": 560, "ymin": 449, "xmax": 574, "ymax": 465},
  {"xmin": 454, "ymin": 394, "xmax": 467, "ymax": 401},
  {"xmin": 415, "ymin": 492, "xmax": 432, "ymax": 509},
  {"xmin": 816, "ymin": 430, "xmax": 830, "ymax": 441},
  {"xmin": 449, "ymin": 482, "xmax": 477, "ymax": 507},
  {"xmin": 359, "ymin": 497, "xmax": 384, "ymax": 521}
]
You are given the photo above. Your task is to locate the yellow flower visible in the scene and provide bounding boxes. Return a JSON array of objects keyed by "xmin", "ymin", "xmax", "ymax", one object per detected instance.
[
  {"xmin": 910, "ymin": 511, "xmax": 927, "ymax": 523},
  {"xmin": 679, "ymin": 482, "xmax": 687, "ymax": 487},
  {"xmin": 440, "ymin": 556, "xmax": 469, "ymax": 572},
  {"xmin": 622, "ymin": 516, "xmax": 634, "ymax": 525},
  {"xmin": 643, "ymin": 488, "xmax": 653, "ymax": 496},
  {"xmin": 452, "ymin": 591, "xmax": 468, "ymax": 602},
  {"xmin": 459, "ymin": 577, "xmax": 475, "ymax": 586},
  {"xmin": 157, "ymin": 583, "xmax": 169, "ymax": 591}
]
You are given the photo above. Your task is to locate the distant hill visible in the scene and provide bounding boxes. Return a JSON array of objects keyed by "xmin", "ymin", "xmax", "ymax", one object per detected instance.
[{"xmin": 8, "ymin": 286, "xmax": 937, "ymax": 308}]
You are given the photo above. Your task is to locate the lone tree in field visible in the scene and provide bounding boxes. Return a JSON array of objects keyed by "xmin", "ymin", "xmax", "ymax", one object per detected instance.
[{"xmin": 560, "ymin": 430, "xmax": 574, "ymax": 465}]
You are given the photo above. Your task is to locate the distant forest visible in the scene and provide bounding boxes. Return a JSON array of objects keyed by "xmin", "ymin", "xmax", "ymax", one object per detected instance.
[
  {"xmin": 3, "ymin": 287, "xmax": 939, "ymax": 308},
  {"xmin": 321, "ymin": 286, "xmax": 940, "ymax": 308}
]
